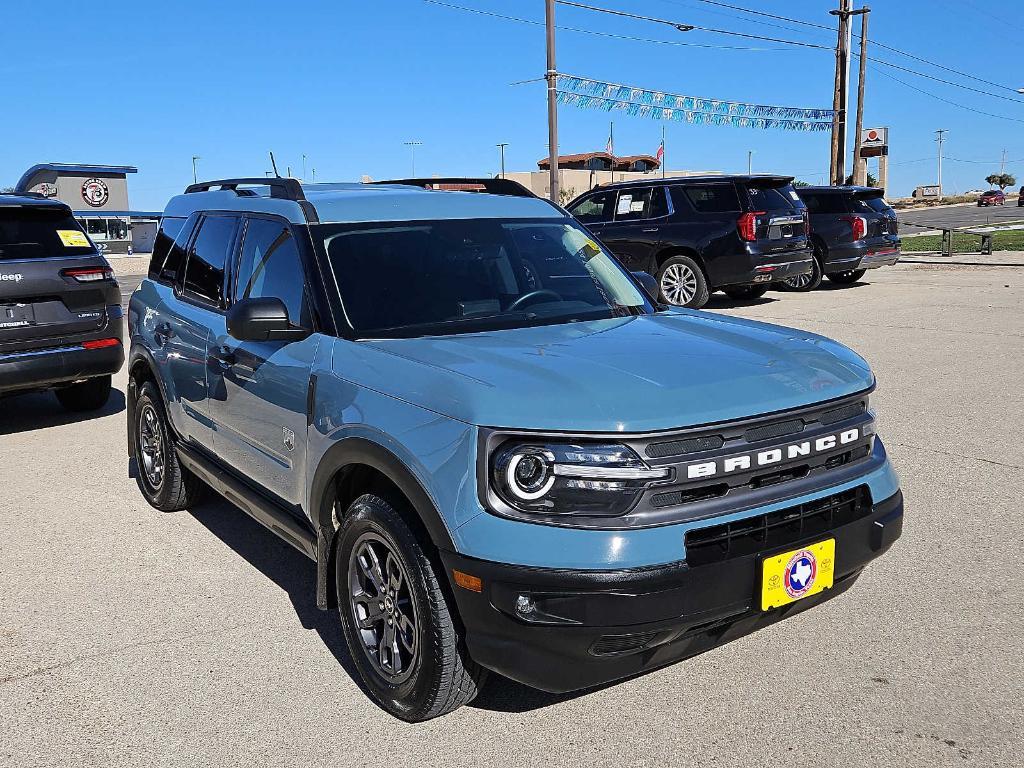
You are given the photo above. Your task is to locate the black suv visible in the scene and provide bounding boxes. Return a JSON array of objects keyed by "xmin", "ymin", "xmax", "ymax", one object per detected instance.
[
  {"xmin": 786, "ymin": 186, "xmax": 900, "ymax": 291},
  {"xmin": 0, "ymin": 194, "xmax": 123, "ymax": 410},
  {"xmin": 567, "ymin": 175, "xmax": 813, "ymax": 308}
]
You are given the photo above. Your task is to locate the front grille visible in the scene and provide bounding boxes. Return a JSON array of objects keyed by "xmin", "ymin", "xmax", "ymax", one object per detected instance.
[
  {"xmin": 646, "ymin": 434, "xmax": 724, "ymax": 459},
  {"xmin": 684, "ymin": 486, "xmax": 871, "ymax": 568},
  {"xmin": 820, "ymin": 401, "xmax": 866, "ymax": 425},
  {"xmin": 744, "ymin": 418, "xmax": 804, "ymax": 443}
]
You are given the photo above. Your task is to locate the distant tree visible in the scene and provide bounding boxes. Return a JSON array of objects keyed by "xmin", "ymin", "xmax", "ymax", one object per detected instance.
[
  {"xmin": 792, "ymin": 180, "xmax": 810, "ymax": 188},
  {"xmin": 985, "ymin": 172, "xmax": 1016, "ymax": 191},
  {"xmin": 0, "ymin": 186, "xmax": 13, "ymax": 193},
  {"xmin": 844, "ymin": 172, "xmax": 878, "ymax": 187},
  {"xmin": 559, "ymin": 186, "xmax": 578, "ymax": 206}
]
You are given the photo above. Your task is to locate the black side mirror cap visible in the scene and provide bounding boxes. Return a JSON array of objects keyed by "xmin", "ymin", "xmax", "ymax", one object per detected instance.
[
  {"xmin": 226, "ymin": 297, "xmax": 310, "ymax": 342},
  {"xmin": 632, "ymin": 271, "xmax": 659, "ymax": 299}
]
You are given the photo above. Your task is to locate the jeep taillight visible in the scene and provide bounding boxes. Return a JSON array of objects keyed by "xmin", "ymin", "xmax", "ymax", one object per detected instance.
[
  {"xmin": 737, "ymin": 211, "xmax": 765, "ymax": 242},
  {"xmin": 62, "ymin": 267, "xmax": 114, "ymax": 283},
  {"xmin": 842, "ymin": 215, "xmax": 867, "ymax": 241}
]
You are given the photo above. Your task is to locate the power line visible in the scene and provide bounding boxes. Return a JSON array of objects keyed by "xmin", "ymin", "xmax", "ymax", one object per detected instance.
[
  {"xmin": 870, "ymin": 65, "xmax": 1024, "ymax": 124},
  {"xmin": 422, "ymin": 0, "xmax": 791, "ymax": 51}
]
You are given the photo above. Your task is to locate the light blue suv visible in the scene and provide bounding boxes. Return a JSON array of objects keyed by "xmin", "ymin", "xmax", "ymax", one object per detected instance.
[{"xmin": 128, "ymin": 176, "xmax": 903, "ymax": 721}]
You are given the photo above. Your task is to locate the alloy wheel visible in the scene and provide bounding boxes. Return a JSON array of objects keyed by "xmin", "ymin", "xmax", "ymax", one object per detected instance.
[
  {"xmin": 348, "ymin": 532, "xmax": 419, "ymax": 683},
  {"xmin": 661, "ymin": 263, "xmax": 698, "ymax": 306},
  {"xmin": 138, "ymin": 403, "xmax": 165, "ymax": 490}
]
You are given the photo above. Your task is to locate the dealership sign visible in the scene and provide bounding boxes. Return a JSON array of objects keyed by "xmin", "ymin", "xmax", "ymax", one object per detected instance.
[
  {"xmin": 861, "ymin": 127, "xmax": 888, "ymax": 158},
  {"xmin": 81, "ymin": 178, "xmax": 110, "ymax": 207}
]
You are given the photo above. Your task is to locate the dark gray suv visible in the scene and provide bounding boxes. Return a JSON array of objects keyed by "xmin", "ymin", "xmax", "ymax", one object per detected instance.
[{"xmin": 0, "ymin": 193, "xmax": 123, "ymax": 410}]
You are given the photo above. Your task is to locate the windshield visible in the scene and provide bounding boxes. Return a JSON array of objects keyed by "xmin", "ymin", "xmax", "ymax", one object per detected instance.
[
  {"xmin": 319, "ymin": 218, "xmax": 654, "ymax": 338},
  {"xmin": 0, "ymin": 206, "xmax": 96, "ymax": 260}
]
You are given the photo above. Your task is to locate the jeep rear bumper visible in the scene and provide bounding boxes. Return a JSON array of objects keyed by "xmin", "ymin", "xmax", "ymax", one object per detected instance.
[
  {"xmin": 0, "ymin": 334, "xmax": 124, "ymax": 395},
  {"xmin": 442, "ymin": 488, "xmax": 902, "ymax": 693}
]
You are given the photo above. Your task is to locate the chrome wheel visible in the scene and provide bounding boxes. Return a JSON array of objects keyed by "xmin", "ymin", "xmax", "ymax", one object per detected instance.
[
  {"xmin": 138, "ymin": 403, "xmax": 165, "ymax": 490},
  {"xmin": 660, "ymin": 262, "xmax": 698, "ymax": 306},
  {"xmin": 348, "ymin": 532, "xmax": 418, "ymax": 682},
  {"xmin": 784, "ymin": 272, "xmax": 814, "ymax": 289}
]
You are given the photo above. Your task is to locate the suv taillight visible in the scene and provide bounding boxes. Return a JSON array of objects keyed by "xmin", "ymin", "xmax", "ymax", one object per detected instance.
[
  {"xmin": 841, "ymin": 215, "xmax": 867, "ymax": 241},
  {"xmin": 62, "ymin": 267, "xmax": 114, "ymax": 283},
  {"xmin": 737, "ymin": 211, "xmax": 765, "ymax": 242},
  {"xmin": 803, "ymin": 212, "xmax": 811, "ymax": 236}
]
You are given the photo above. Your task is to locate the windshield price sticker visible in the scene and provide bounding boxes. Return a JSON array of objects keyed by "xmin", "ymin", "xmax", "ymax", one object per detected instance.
[{"xmin": 57, "ymin": 230, "xmax": 90, "ymax": 248}]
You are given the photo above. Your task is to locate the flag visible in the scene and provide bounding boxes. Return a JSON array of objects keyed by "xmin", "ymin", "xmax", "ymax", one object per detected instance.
[
  {"xmin": 605, "ymin": 125, "xmax": 614, "ymax": 155},
  {"xmin": 656, "ymin": 139, "xmax": 665, "ymax": 164}
]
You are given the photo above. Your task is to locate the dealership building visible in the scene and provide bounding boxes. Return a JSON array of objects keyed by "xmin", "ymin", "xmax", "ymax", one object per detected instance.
[{"xmin": 14, "ymin": 163, "xmax": 160, "ymax": 254}]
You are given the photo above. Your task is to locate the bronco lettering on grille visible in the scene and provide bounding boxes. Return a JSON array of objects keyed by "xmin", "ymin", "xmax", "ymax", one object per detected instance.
[{"xmin": 684, "ymin": 428, "xmax": 862, "ymax": 481}]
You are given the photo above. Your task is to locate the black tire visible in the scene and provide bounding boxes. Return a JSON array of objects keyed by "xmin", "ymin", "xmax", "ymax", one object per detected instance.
[
  {"xmin": 131, "ymin": 381, "xmax": 205, "ymax": 511},
  {"xmin": 722, "ymin": 284, "xmax": 769, "ymax": 301},
  {"xmin": 780, "ymin": 251, "xmax": 824, "ymax": 292},
  {"xmin": 657, "ymin": 255, "xmax": 710, "ymax": 309},
  {"xmin": 55, "ymin": 375, "xmax": 112, "ymax": 412},
  {"xmin": 826, "ymin": 268, "xmax": 867, "ymax": 285},
  {"xmin": 335, "ymin": 494, "xmax": 486, "ymax": 721}
]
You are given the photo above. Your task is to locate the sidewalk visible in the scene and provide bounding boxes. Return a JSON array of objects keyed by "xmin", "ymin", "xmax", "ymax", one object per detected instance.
[{"xmin": 899, "ymin": 250, "xmax": 1024, "ymax": 267}]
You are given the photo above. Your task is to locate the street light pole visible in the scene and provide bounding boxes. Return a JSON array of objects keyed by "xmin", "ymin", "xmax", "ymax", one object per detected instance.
[
  {"xmin": 191, "ymin": 155, "xmax": 200, "ymax": 184},
  {"xmin": 747, "ymin": 150, "xmax": 754, "ymax": 175},
  {"xmin": 497, "ymin": 143, "xmax": 509, "ymax": 178},
  {"xmin": 935, "ymin": 129, "xmax": 947, "ymax": 201},
  {"xmin": 403, "ymin": 140, "xmax": 423, "ymax": 177},
  {"xmin": 545, "ymin": 0, "xmax": 560, "ymax": 203}
]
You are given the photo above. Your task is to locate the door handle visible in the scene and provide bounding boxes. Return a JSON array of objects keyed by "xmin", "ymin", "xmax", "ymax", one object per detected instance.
[
  {"xmin": 209, "ymin": 347, "xmax": 236, "ymax": 368},
  {"xmin": 642, "ymin": 227, "xmax": 660, "ymax": 233},
  {"xmin": 153, "ymin": 322, "xmax": 173, "ymax": 346}
]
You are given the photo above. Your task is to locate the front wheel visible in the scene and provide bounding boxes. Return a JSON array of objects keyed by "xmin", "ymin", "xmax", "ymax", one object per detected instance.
[
  {"xmin": 657, "ymin": 255, "xmax": 710, "ymax": 308},
  {"xmin": 336, "ymin": 494, "xmax": 486, "ymax": 721},
  {"xmin": 723, "ymin": 284, "xmax": 769, "ymax": 301},
  {"xmin": 826, "ymin": 268, "xmax": 867, "ymax": 285},
  {"xmin": 55, "ymin": 375, "xmax": 111, "ymax": 412},
  {"xmin": 780, "ymin": 254, "xmax": 823, "ymax": 292}
]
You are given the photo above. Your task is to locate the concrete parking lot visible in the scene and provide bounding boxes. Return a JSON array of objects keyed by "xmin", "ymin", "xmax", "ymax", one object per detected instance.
[{"xmin": 1, "ymin": 260, "xmax": 1021, "ymax": 767}]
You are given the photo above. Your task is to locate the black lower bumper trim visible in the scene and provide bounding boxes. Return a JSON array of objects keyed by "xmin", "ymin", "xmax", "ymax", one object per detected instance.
[{"xmin": 442, "ymin": 489, "xmax": 903, "ymax": 693}]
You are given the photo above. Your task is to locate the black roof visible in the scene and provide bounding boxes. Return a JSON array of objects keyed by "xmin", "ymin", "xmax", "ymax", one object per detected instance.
[
  {"xmin": 797, "ymin": 185, "xmax": 884, "ymax": 195},
  {"xmin": 0, "ymin": 192, "xmax": 73, "ymax": 210},
  {"xmin": 594, "ymin": 174, "xmax": 794, "ymax": 191}
]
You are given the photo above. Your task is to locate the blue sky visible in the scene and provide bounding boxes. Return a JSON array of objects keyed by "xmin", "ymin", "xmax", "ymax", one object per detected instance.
[{"xmin": 2, "ymin": 0, "xmax": 1022, "ymax": 209}]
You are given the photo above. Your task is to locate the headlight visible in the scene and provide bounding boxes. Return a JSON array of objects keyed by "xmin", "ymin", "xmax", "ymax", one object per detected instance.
[{"xmin": 492, "ymin": 442, "xmax": 670, "ymax": 517}]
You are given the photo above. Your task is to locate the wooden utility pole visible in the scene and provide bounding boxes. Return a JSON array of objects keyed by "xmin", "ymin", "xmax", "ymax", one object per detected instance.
[
  {"xmin": 544, "ymin": 0, "xmax": 560, "ymax": 203},
  {"xmin": 852, "ymin": 7, "xmax": 870, "ymax": 186},
  {"xmin": 828, "ymin": 0, "xmax": 851, "ymax": 186}
]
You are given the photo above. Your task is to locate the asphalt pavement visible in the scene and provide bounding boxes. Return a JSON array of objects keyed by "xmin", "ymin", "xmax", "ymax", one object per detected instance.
[
  {"xmin": 899, "ymin": 200, "xmax": 1024, "ymax": 232},
  {"xmin": 1, "ymin": 261, "xmax": 1022, "ymax": 767}
]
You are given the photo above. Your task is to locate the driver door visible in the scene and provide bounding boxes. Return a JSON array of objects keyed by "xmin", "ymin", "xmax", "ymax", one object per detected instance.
[{"xmin": 208, "ymin": 215, "xmax": 320, "ymax": 510}]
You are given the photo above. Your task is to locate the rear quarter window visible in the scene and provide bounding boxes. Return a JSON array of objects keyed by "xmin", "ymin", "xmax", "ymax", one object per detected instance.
[
  {"xmin": 149, "ymin": 216, "xmax": 187, "ymax": 279},
  {"xmin": 0, "ymin": 206, "xmax": 96, "ymax": 260},
  {"xmin": 672, "ymin": 184, "xmax": 741, "ymax": 213}
]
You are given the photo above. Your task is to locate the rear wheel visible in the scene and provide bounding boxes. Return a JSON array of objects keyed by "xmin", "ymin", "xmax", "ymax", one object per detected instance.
[
  {"xmin": 336, "ymin": 494, "xmax": 486, "ymax": 721},
  {"xmin": 826, "ymin": 268, "xmax": 867, "ymax": 285},
  {"xmin": 723, "ymin": 284, "xmax": 769, "ymax": 301},
  {"xmin": 780, "ymin": 251, "xmax": 823, "ymax": 292},
  {"xmin": 657, "ymin": 255, "xmax": 709, "ymax": 308},
  {"xmin": 131, "ymin": 381, "xmax": 205, "ymax": 511},
  {"xmin": 55, "ymin": 375, "xmax": 112, "ymax": 412}
]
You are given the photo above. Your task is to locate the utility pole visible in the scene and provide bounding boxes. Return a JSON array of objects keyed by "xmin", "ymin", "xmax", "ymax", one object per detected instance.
[
  {"xmin": 404, "ymin": 140, "xmax": 423, "ymax": 176},
  {"xmin": 1000, "ymin": 148, "xmax": 1007, "ymax": 175},
  {"xmin": 828, "ymin": 0, "xmax": 851, "ymax": 185},
  {"xmin": 851, "ymin": 6, "xmax": 871, "ymax": 186},
  {"xmin": 302, "ymin": 154, "xmax": 307, "ymax": 181},
  {"xmin": 936, "ymin": 129, "xmax": 947, "ymax": 201},
  {"xmin": 544, "ymin": 0, "xmax": 560, "ymax": 203},
  {"xmin": 497, "ymin": 143, "xmax": 508, "ymax": 178},
  {"xmin": 191, "ymin": 155, "xmax": 200, "ymax": 184}
]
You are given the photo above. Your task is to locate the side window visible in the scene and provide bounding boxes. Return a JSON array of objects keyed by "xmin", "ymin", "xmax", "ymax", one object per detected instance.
[
  {"xmin": 149, "ymin": 216, "xmax": 185, "ymax": 280},
  {"xmin": 801, "ymin": 194, "xmax": 821, "ymax": 214},
  {"xmin": 234, "ymin": 218, "xmax": 311, "ymax": 328},
  {"xmin": 648, "ymin": 186, "xmax": 669, "ymax": 218},
  {"xmin": 673, "ymin": 185, "xmax": 742, "ymax": 214},
  {"xmin": 158, "ymin": 213, "xmax": 199, "ymax": 285},
  {"xmin": 569, "ymin": 191, "xmax": 615, "ymax": 223},
  {"xmin": 613, "ymin": 188, "xmax": 654, "ymax": 221},
  {"xmin": 182, "ymin": 215, "xmax": 236, "ymax": 307}
]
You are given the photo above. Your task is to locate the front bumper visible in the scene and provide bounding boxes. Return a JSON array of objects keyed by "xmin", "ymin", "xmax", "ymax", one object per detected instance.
[
  {"xmin": 442, "ymin": 488, "xmax": 903, "ymax": 693},
  {"xmin": 0, "ymin": 337, "xmax": 124, "ymax": 394}
]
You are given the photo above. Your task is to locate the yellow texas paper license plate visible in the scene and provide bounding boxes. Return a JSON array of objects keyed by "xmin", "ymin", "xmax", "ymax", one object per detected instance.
[{"xmin": 761, "ymin": 539, "xmax": 835, "ymax": 611}]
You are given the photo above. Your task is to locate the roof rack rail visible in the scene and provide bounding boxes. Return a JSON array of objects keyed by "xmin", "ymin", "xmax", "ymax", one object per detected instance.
[
  {"xmin": 184, "ymin": 177, "xmax": 306, "ymax": 201},
  {"xmin": 370, "ymin": 177, "xmax": 537, "ymax": 199}
]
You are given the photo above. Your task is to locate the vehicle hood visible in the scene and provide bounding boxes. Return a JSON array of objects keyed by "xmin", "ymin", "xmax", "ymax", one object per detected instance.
[{"xmin": 334, "ymin": 310, "xmax": 874, "ymax": 432}]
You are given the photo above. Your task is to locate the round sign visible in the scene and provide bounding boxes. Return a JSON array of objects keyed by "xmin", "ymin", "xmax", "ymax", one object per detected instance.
[
  {"xmin": 783, "ymin": 549, "xmax": 818, "ymax": 599},
  {"xmin": 867, "ymin": 129, "xmax": 879, "ymax": 141},
  {"xmin": 81, "ymin": 178, "xmax": 110, "ymax": 207}
]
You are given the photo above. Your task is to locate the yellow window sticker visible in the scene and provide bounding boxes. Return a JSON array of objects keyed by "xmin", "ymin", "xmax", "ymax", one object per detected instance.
[{"xmin": 57, "ymin": 230, "xmax": 90, "ymax": 248}]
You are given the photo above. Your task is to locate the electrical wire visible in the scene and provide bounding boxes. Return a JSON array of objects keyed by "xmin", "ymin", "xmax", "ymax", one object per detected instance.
[
  {"xmin": 870, "ymin": 66, "xmax": 1024, "ymax": 124},
  {"xmin": 422, "ymin": 0, "xmax": 791, "ymax": 51}
]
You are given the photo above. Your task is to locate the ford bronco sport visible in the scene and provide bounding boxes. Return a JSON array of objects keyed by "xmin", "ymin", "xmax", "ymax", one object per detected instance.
[
  {"xmin": 128, "ymin": 177, "xmax": 903, "ymax": 721},
  {"xmin": 0, "ymin": 193, "xmax": 123, "ymax": 410}
]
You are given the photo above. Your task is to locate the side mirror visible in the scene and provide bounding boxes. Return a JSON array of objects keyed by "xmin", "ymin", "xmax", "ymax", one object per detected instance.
[
  {"xmin": 226, "ymin": 297, "xmax": 309, "ymax": 342},
  {"xmin": 632, "ymin": 271, "xmax": 659, "ymax": 298}
]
